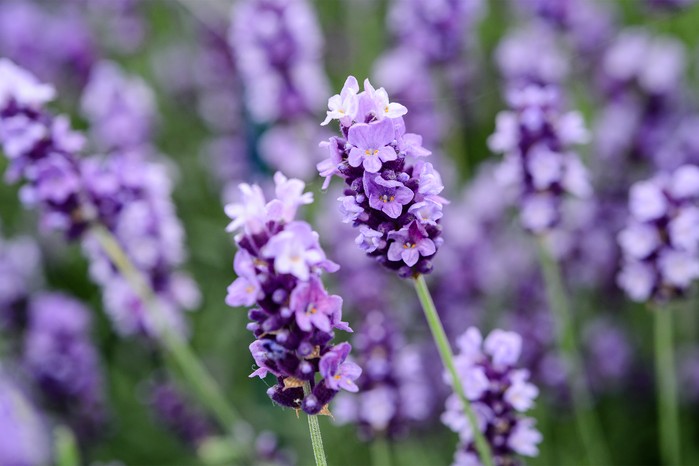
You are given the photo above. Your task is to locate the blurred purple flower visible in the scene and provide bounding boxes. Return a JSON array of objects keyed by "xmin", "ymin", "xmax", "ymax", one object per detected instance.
[
  {"xmin": 617, "ymin": 165, "xmax": 699, "ymax": 301},
  {"xmin": 333, "ymin": 311, "xmax": 432, "ymax": 440},
  {"xmin": 489, "ymin": 84, "xmax": 592, "ymax": 233},
  {"xmin": 148, "ymin": 380, "xmax": 214, "ymax": 447},
  {"xmin": 23, "ymin": 293, "xmax": 106, "ymax": 436},
  {"xmin": 442, "ymin": 327, "xmax": 542, "ymax": 465},
  {"xmin": 0, "ymin": 375, "xmax": 52, "ymax": 466}
]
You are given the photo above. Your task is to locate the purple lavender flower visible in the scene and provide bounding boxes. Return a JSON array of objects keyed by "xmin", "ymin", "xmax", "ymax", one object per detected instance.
[
  {"xmin": 23, "ymin": 293, "xmax": 106, "ymax": 436},
  {"xmin": 319, "ymin": 77, "xmax": 445, "ymax": 277},
  {"xmin": 0, "ymin": 375, "xmax": 52, "ymax": 466},
  {"xmin": 225, "ymin": 173, "xmax": 360, "ymax": 415},
  {"xmin": 81, "ymin": 60, "xmax": 157, "ymax": 151},
  {"xmin": 0, "ymin": 59, "xmax": 88, "ymax": 237},
  {"xmin": 333, "ymin": 311, "xmax": 432, "ymax": 440},
  {"xmin": 0, "ymin": 2, "xmax": 96, "ymax": 92},
  {"xmin": 388, "ymin": 0, "xmax": 485, "ymax": 65},
  {"xmin": 80, "ymin": 152, "xmax": 201, "ymax": 338},
  {"xmin": 229, "ymin": 0, "xmax": 328, "ymax": 124},
  {"xmin": 148, "ymin": 380, "xmax": 215, "ymax": 447},
  {"xmin": 442, "ymin": 328, "xmax": 542, "ymax": 465},
  {"xmin": 617, "ymin": 165, "xmax": 699, "ymax": 302},
  {"xmin": 489, "ymin": 84, "xmax": 592, "ymax": 233}
]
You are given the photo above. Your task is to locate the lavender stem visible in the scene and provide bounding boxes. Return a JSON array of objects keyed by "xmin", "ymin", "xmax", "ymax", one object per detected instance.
[
  {"xmin": 303, "ymin": 382, "xmax": 328, "ymax": 466},
  {"xmin": 413, "ymin": 275, "xmax": 494, "ymax": 466},
  {"xmin": 653, "ymin": 305, "xmax": 681, "ymax": 465},
  {"xmin": 91, "ymin": 224, "xmax": 240, "ymax": 434},
  {"xmin": 370, "ymin": 436, "xmax": 392, "ymax": 466},
  {"xmin": 537, "ymin": 237, "xmax": 611, "ymax": 465}
]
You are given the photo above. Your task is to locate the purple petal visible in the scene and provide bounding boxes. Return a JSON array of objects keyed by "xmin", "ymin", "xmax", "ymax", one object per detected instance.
[
  {"xmin": 348, "ymin": 123, "xmax": 372, "ymax": 149},
  {"xmin": 402, "ymin": 248, "xmax": 420, "ymax": 266},
  {"xmin": 394, "ymin": 186, "xmax": 415, "ymax": 205},
  {"xmin": 348, "ymin": 147, "xmax": 364, "ymax": 167},
  {"xmin": 363, "ymin": 155, "xmax": 382, "ymax": 173}
]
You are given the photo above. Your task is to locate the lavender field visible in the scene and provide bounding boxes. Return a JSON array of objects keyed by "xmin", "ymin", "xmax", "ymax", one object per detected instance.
[{"xmin": 2, "ymin": 0, "xmax": 699, "ymax": 465}]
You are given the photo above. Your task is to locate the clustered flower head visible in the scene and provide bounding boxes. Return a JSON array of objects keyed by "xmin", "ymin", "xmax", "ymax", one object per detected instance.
[
  {"xmin": 229, "ymin": 0, "xmax": 328, "ymax": 124},
  {"xmin": 225, "ymin": 172, "xmax": 361, "ymax": 415},
  {"xmin": 23, "ymin": 293, "xmax": 106, "ymax": 436},
  {"xmin": 333, "ymin": 311, "xmax": 431, "ymax": 440},
  {"xmin": 0, "ymin": 58, "xmax": 88, "ymax": 237},
  {"xmin": 488, "ymin": 84, "xmax": 592, "ymax": 233},
  {"xmin": 442, "ymin": 327, "xmax": 542, "ymax": 466},
  {"xmin": 0, "ymin": 59, "xmax": 199, "ymax": 339},
  {"xmin": 319, "ymin": 76, "xmax": 446, "ymax": 277},
  {"xmin": 617, "ymin": 165, "xmax": 699, "ymax": 302},
  {"xmin": 148, "ymin": 380, "xmax": 215, "ymax": 447}
]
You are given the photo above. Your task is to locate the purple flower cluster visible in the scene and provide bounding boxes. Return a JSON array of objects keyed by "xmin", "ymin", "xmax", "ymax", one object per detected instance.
[
  {"xmin": 333, "ymin": 311, "xmax": 431, "ymax": 440},
  {"xmin": 488, "ymin": 84, "xmax": 592, "ymax": 233},
  {"xmin": 0, "ymin": 374, "xmax": 51, "ymax": 466},
  {"xmin": 388, "ymin": 0, "xmax": 485, "ymax": 65},
  {"xmin": 229, "ymin": 0, "xmax": 328, "ymax": 124},
  {"xmin": 0, "ymin": 1, "xmax": 96, "ymax": 92},
  {"xmin": 617, "ymin": 165, "xmax": 699, "ymax": 302},
  {"xmin": 23, "ymin": 293, "xmax": 106, "ymax": 436},
  {"xmin": 442, "ymin": 328, "xmax": 542, "ymax": 465},
  {"xmin": 319, "ymin": 77, "xmax": 446, "ymax": 277},
  {"xmin": 148, "ymin": 380, "xmax": 214, "ymax": 447},
  {"xmin": 595, "ymin": 29, "xmax": 686, "ymax": 169},
  {"xmin": 81, "ymin": 60, "xmax": 156, "ymax": 152},
  {"xmin": 225, "ymin": 172, "xmax": 361, "ymax": 415},
  {"xmin": 0, "ymin": 233, "xmax": 41, "ymax": 331},
  {"xmin": 0, "ymin": 58, "xmax": 88, "ymax": 237}
]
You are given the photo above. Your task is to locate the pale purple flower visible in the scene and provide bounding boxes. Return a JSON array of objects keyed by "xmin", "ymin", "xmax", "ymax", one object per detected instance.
[
  {"xmin": 387, "ymin": 222, "xmax": 436, "ymax": 267},
  {"xmin": 347, "ymin": 118, "xmax": 397, "ymax": 173},
  {"xmin": 364, "ymin": 173, "xmax": 414, "ymax": 219}
]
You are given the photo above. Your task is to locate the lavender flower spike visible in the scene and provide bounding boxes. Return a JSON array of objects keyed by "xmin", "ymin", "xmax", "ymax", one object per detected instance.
[
  {"xmin": 225, "ymin": 172, "xmax": 360, "ymax": 415},
  {"xmin": 618, "ymin": 165, "xmax": 699, "ymax": 302},
  {"xmin": 442, "ymin": 327, "xmax": 542, "ymax": 466},
  {"xmin": 318, "ymin": 77, "xmax": 444, "ymax": 277},
  {"xmin": 489, "ymin": 84, "xmax": 591, "ymax": 233}
]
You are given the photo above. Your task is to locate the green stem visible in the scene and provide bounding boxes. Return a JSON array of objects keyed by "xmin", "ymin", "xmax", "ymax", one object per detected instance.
[
  {"xmin": 413, "ymin": 275, "xmax": 494, "ymax": 466},
  {"xmin": 370, "ymin": 436, "xmax": 392, "ymax": 466},
  {"xmin": 303, "ymin": 382, "xmax": 328, "ymax": 466},
  {"xmin": 536, "ymin": 238, "xmax": 611, "ymax": 466},
  {"xmin": 91, "ymin": 225, "xmax": 239, "ymax": 433},
  {"xmin": 654, "ymin": 306, "xmax": 681, "ymax": 466}
]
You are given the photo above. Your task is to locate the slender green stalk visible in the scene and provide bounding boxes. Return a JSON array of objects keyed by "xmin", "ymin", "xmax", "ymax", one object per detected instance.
[
  {"xmin": 536, "ymin": 238, "xmax": 611, "ymax": 466},
  {"xmin": 91, "ymin": 225, "xmax": 239, "ymax": 433},
  {"xmin": 654, "ymin": 306, "xmax": 681, "ymax": 466},
  {"xmin": 303, "ymin": 382, "xmax": 329, "ymax": 466},
  {"xmin": 370, "ymin": 436, "xmax": 392, "ymax": 466},
  {"xmin": 413, "ymin": 275, "xmax": 494, "ymax": 466},
  {"xmin": 54, "ymin": 425, "xmax": 80, "ymax": 466}
]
